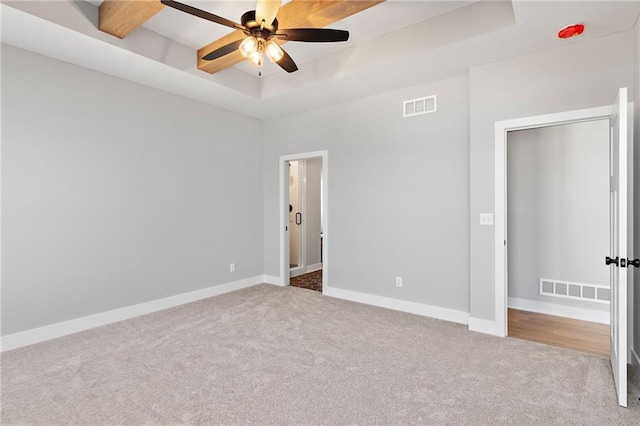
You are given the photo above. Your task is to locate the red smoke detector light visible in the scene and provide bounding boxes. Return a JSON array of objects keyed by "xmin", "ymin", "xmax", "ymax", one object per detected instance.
[{"xmin": 558, "ymin": 24, "xmax": 585, "ymax": 39}]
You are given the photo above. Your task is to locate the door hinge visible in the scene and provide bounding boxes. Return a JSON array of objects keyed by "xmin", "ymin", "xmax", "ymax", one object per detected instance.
[
  {"xmin": 605, "ymin": 256, "xmax": 619, "ymax": 266},
  {"xmin": 627, "ymin": 258, "xmax": 640, "ymax": 268}
]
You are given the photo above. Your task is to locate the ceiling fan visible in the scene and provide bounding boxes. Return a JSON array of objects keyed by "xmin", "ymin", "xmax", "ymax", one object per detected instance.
[{"xmin": 160, "ymin": 0, "xmax": 351, "ymax": 73}]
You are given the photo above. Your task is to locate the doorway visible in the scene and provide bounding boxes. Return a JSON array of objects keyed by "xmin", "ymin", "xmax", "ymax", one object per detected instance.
[
  {"xmin": 279, "ymin": 151, "xmax": 329, "ymax": 293},
  {"xmin": 493, "ymin": 89, "xmax": 634, "ymax": 407},
  {"xmin": 505, "ymin": 120, "xmax": 611, "ymax": 357},
  {"xmin": 288, "ymin": 158, "xmax": 323, "ymax": 292}
]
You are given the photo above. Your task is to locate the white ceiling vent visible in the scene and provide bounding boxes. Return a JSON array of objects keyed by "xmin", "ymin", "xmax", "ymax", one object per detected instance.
[{"xmin": 403, "ymin": 95, "xmax": 437, "ymax": 118}]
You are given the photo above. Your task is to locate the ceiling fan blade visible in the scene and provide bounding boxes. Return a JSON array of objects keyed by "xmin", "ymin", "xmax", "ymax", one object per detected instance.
[
  {"xmin": 275, "ymin": 28, "xmax": 349, "ymax": 43},
  {"xmin": 161, "ymin": 0, "xmax": 244, "ymax": 31},
  {"xmin": 255, "ymin": 0, "xmax": 281, "ymax": 28},
  {"xmin": 276, "ymin": 47, "xmax": 298, "ymax": 73},
  {"xmin": 202, "ymin": 39, "xmax": 244, "ymax": 61}
]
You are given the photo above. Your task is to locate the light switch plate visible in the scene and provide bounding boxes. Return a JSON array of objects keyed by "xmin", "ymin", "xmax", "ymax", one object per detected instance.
[{"xmin": 480, "ymin": 213, "xmax": 494, "ymax": 226}]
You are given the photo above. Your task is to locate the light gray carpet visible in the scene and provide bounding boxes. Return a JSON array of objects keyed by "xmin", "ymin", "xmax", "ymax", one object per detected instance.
[{"xmin": 1, "ymin": 284, "xmax": 639, "ymax": 425}]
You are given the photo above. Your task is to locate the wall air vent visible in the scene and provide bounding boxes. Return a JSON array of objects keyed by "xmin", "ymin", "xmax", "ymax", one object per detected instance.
[
  {"xmin": 403, "ymin": 95, "xmax": 437, "ymax": 118},
  {"xmin": 539, "ymin": 278, "xmax": 610, "ymax": 304}
]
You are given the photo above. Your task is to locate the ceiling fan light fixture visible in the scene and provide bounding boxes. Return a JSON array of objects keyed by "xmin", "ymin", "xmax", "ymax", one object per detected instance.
[
  {"xmin": 239, "ymin": 36, "xmax": 259, "ymax": 58},
  {"xmin": 249, "ymin": 51, "xmax": 264, "ymax": 67},
  {"xmin": 265, "ymin": 40, "xmax": 284, "ymax": 63}
]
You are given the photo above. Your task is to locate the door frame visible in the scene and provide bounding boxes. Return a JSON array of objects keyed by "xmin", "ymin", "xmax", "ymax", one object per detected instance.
[
  {"xmin": 279, "ymin": 150, "xmax": 329, "ymax": 292},
  {"xmin": 494, "ymin": 105, "xmax": 613, "ymax": 337}
]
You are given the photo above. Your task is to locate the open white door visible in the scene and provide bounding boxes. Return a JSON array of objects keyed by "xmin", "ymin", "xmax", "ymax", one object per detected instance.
[{"xmin": 608, "ymin": 87, "xmax": 630, "ymax": 407}]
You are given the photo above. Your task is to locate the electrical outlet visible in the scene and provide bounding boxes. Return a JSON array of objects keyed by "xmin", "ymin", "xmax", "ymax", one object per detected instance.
[
  {"xmin": 230, "ymin": 263, "xmax": 235, "ymax": 272},
  {"xmin": 395, "ymin": 277, "xmax": 403, "ymax": 288},
  {"xmin": 480, "ymin": 213, "xmax": 494, "ymax": 226}
]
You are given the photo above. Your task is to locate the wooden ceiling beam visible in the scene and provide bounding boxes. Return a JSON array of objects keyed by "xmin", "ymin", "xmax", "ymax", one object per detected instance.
[
  {"xmin": 99, "ymin": 0, "xmax": 165, "ymax": 39},
  {"xmin": 197, "ymin": 0, "xmax": 385, "ymax": 74}
]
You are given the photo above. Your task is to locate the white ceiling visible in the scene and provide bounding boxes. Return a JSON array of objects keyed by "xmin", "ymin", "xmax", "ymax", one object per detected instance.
[{"xmin": 2, "ymin": 1, "xmax": 640, "ymax": 119}]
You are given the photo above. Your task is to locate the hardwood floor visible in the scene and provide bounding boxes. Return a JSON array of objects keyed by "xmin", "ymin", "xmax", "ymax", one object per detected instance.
[{"xmin": 508, "ymin": 309, "xmax": 609, "ymax": 357}]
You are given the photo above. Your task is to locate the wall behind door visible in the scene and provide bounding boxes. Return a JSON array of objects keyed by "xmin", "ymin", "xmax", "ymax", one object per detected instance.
[
  {"xmin": 305, "ymin": 158, "xmax": 322, "ymax": 270},
  {"xmin": 507, "ymin": 120, "xmax": 609, "ymax": 314},
  {"xmin": 289, "ymin": 161, "xmax": 301, "ymax": 268}
]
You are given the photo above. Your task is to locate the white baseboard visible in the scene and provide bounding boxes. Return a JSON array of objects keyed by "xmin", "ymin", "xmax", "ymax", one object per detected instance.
[
  {"xmin": 289, "ymin": 264, "xmax": 323, "ymax": 278},
  {"xmin": 263, "ymin": 275, "xmax": 285, "ymax": 286},
  {"xmin": 289, "ymin": 268, "xmax": 304, "ymax": 278},
  {"xmin": 468, "ymin": 317, "xmax": 503, "ymax": 337},
  {"xmin": 306, "ymin": 263, "xmax": 323, "ymax": 273},
  {"xmin": 323, "ymin": 287, "xmax": 468, "ymax": 325},
  {"xmin": 0, "ymin": 275, "xmax": 264, "ymax": 352},
  {"xmin": 508, "ymin": 297, "xmax": 610, "ymax": 325}
]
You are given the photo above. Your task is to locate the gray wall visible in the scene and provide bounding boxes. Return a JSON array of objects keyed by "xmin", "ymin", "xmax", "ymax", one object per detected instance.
[
  {"xmin": 3, "ymin": 25, "xmax": 638, "ymax": 340},
  {"xmin": 507, "ymin": 121, "xmax": 609, "ymax": 313},
  {"xmin": 1, "ymin": 45, "xmax": 264, "ymax": 335},
  {"xmin": 263, "ymin": 74, "xmax": 470, "ymax": 313},
  {"xmin": 305, "ymin": 158, "xmax": 322, "ymax": 268},
  {"xmin": 469, "ymin": 31, "xmax": 635, "ymax": 321}
]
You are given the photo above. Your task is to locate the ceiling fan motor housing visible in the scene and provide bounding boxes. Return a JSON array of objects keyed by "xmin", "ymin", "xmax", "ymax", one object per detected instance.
[{"xmin": 241, "ymin": 10, "xmax": 279, "ymax": 37}]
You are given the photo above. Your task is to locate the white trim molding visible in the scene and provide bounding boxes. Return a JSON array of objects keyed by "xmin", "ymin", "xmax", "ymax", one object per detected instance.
[
  {"xmin": 508, "ymin": 297, "xmax": 610, "ymax": 325},
  {"xmin": 306, "ymin": 263, "xmax": 323, "ymax": 273},
  {"xmin": 494, "ymin": 105, "xmax": 613, "ymax": 337},
  {"xmin": 324, "ymin": 287, "xmax": 469, "ymax": 325},
  {"xmin": 289, "ymin": 267, "xmax": 307, "ymax": 278},
  {"xmin": 0, "ymin": 275, "xmax": 264, "ymax": 352},
  {"xmin": 289, "ymin": 264, "xmax": 323, "ymax": 278},
  {"xmin": 468, "ymin": 317, "xmax": 502, "ymax": 336},
  {"xmin": 263, "ymin": 275, "xmax": 285, "ymax": 286}
]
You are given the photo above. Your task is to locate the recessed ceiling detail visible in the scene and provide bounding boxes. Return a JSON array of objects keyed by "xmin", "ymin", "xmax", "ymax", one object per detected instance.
[
  {"xmin": 3, "ymin": 1, "xmax": 640, "ymax": 119},
  {"xmin": 97, "ymin": 0, "xmax": 384, "ymax": 75}
]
